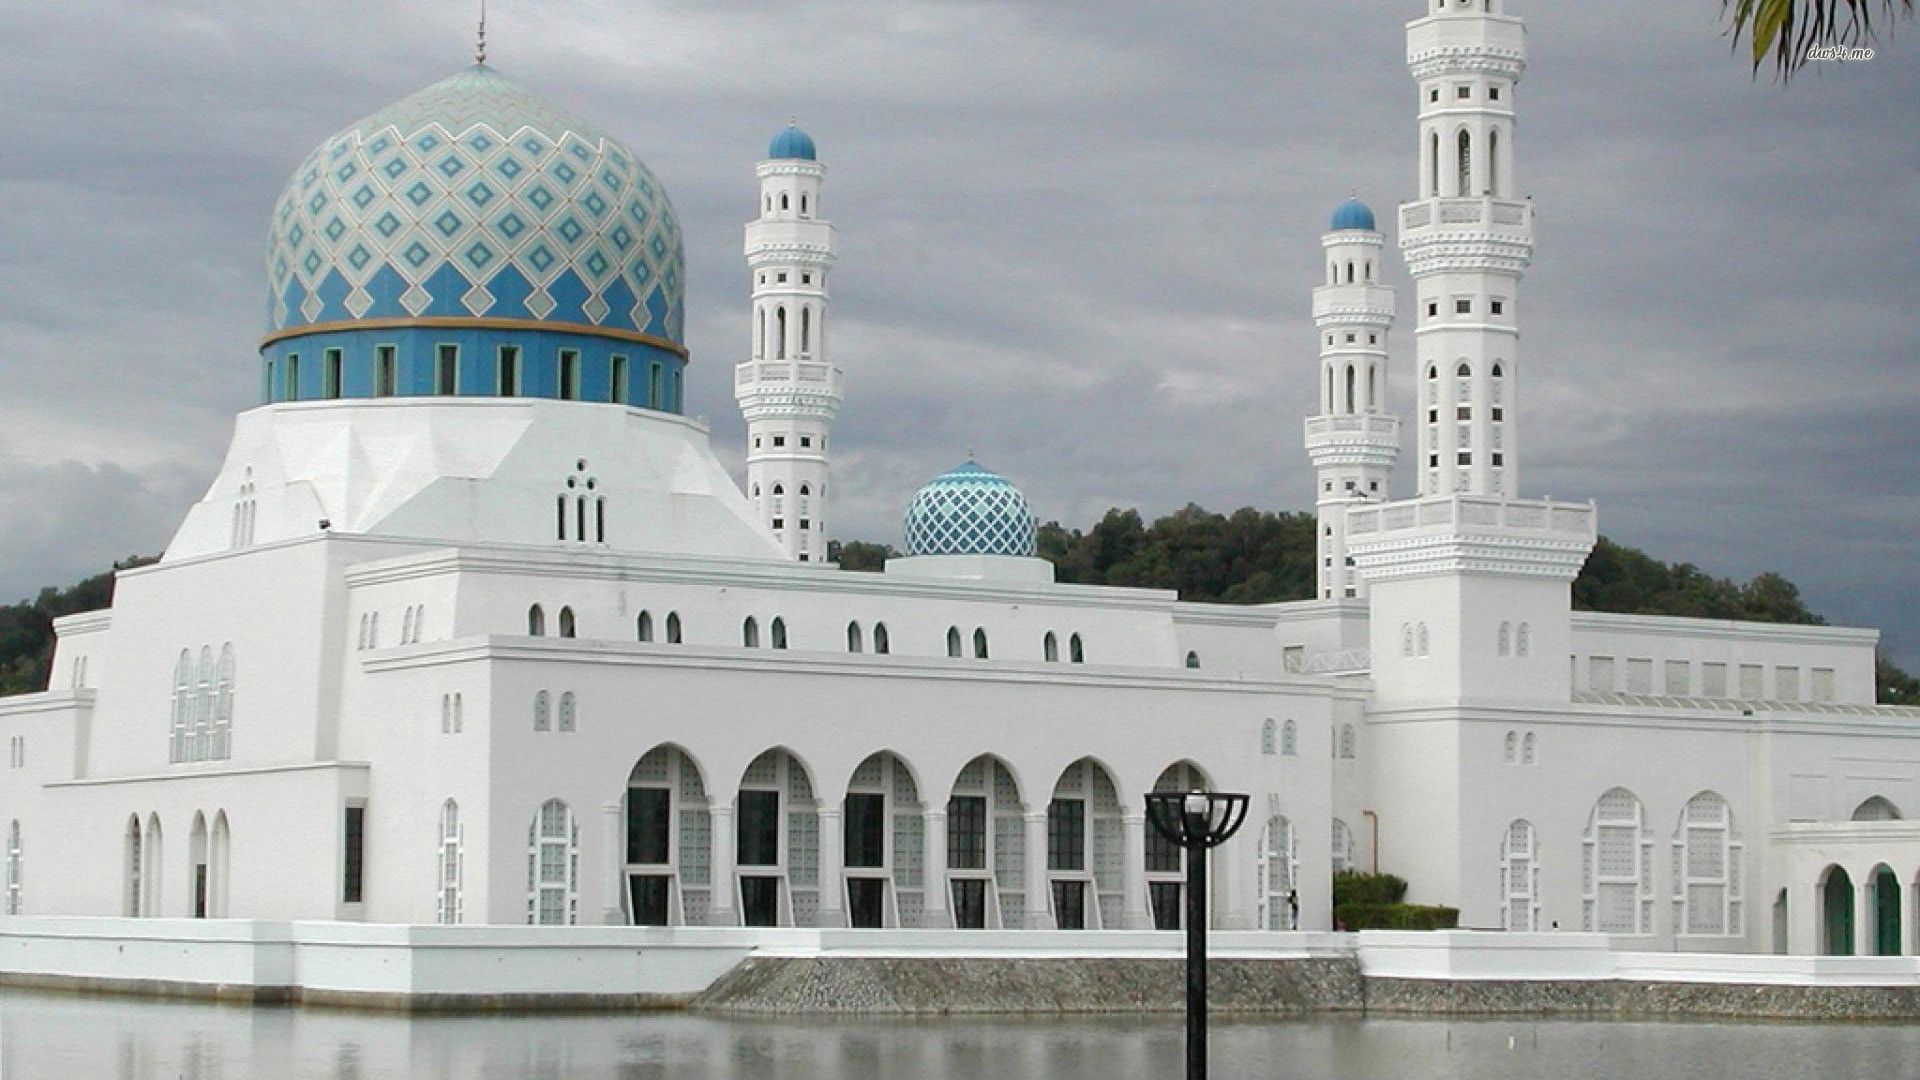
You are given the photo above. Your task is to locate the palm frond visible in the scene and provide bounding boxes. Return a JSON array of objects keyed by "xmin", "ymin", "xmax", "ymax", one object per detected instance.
[{"xmin": 1722, "ymin": 0, "xmax": 1913, "ymax": 80}]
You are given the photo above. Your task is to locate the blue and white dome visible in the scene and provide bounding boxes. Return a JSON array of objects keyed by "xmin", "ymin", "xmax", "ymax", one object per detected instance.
[
  {"xmin": 767, "ymin": 124, "xmax": 817, "ymax": 161},
  {"xmin": 1330, "ymin": 197, "xmax": 1376, "ymax": 232},
  {"xmin": 266, "ymin": 65, "xmax": 684, "ymax": 343},
  {"xmin": 902, "ymin": 462, "xmax": 1039, "ymax": 557}
]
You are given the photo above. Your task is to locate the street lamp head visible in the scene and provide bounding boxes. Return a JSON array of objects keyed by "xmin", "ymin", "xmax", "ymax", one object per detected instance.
[{"xmin": 1145, "ymin": 790, "xmax": 1250, "ymax": 850}]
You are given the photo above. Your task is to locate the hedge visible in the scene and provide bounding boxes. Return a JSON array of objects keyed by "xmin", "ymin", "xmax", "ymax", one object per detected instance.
[{"xmin": 1333, "ymin": 902, "xmax": 1461, "ymax": 931}]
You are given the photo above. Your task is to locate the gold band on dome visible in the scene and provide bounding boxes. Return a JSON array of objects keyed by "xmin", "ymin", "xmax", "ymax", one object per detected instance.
[{"xmin": 260, "ymin": 317, "xmax": 691, "ymax": 359}]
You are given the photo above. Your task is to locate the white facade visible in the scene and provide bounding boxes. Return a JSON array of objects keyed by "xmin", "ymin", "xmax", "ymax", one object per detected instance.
[{"xmin": 1, "ymin": 0, "xmax": 1917, "ymax": 960}]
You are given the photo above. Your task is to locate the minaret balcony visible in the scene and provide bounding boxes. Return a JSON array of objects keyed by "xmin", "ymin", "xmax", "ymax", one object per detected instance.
[
  {"xmin": 1400, "ymin": 196, "xmax": 1531, "ymax": 234},
  {"xmin": 1304, "ymin": 413, "xmax": 1400, "ymax": 442},
  {"xmin": 1407, "ymin": 14, "xmax": 1525, "ymax": 78},
  {"xmin": 1347, "ymin": 493, "xmax": 1596, "ymax": 581},
  {"xmin": 735, "ymin": 359, "xmax": 843, "ymax": 394}
]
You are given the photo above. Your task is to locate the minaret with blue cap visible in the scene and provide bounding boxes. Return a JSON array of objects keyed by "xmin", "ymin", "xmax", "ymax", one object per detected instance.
[
  {"xmin": 736, "ymin": 122, "xmax": 842, "ymax": 562},
  {"xmin": 1304, "ymin": 196, "xmax": 1399, "ymax": 599}
]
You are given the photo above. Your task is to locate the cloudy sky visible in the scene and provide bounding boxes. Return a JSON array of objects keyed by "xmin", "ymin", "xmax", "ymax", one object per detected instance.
[{"xmin": 1, "ymin": 1, "xmax": 1916, "ymax": 666}]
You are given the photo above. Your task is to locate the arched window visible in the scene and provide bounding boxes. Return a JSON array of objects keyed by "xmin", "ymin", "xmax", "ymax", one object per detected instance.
[
  {"xmin": 1498, "ymin": 622, "xmax": 1512, "ymax": 656},
  {"xmin": 771, "ymin": 617, "xmax": 788, "ymax": 650},
  {"xmin": 1345, "ymin": 260, "xmax": 1354, "ymax": 284},
  {"xmin": 1502, "ymin": 820, "xmax": 1539, "ymax": 930},
  {"xmin": 1456, "ymin": 129, "xmax": 1471, "ymax": 196},
  {"xmin": 1504, "ymin": 731, "xmax": 1518, "ymax": 763},
  {"xmin": 775, "ymin": 307, "xmax": 787, "ymax": 359},
  {"xmin": 872, "ymin": 623, "xmax": 889, "ymax": 654},
  {"xmin": 846, "ymin": 621, "xmax": 863, "ymax": 653},
  {"xmin": 4, "ymin": 820, "xmax": 19, "ymax": 915},
  {"xmin": 1583, "ymin": 787, "xmax": 1652, "ymax": 934},
  {"xmin": 1331, "ymin": 818, "xmax": 1355, "ymax": 874},
  {"xmin": 1367, "ymin": 365, "xmax": 1377, "ymax": 410},
  {"xmin": 441, "ymin": 695, "xmax": 452, "ymax": 733},
  {"xmin": 1185, "ymin": 651, "xmax": 1201, "ymax": 670},
  {"xmin": 779, "ymin": 192, "xmax": 789, "ymax": 211},
  {"xmin": 190, "ymin": 647, "xmax": 213, "ymax": 761},
  {"xmin": 1345, "ymin": 365, "xmax": 1356, "ymax": 413},
  {"xmin": 1401, "ymin": 623, "xmax": 1414, "ymax": 658},
  {"xmin": 533, "ymin": 691, "xmax": 551, "ymax": 732},
  {"xmin": 558, "ymin": 607, "xmax": 576, "ymax": 639},
  {"xmin": 170, "ymin": 650, "xmax": 193, "ymax": 762},
  {"xmin": 800, "ymin": 193, "xmax": 809, "ymax": 216},
  {"xmin": 438, "ymin": 799, "xmax": 463, "ymax": 924},
  {"xmin": 1069, "ymin": 633, "xmax": 1084, "ymax": 664},
  {"xmin": 755, "ymin": 307, "xmax": 766, "ymax": 360},
  {"xmin": 1852, "ymin": 796, "xmax": 1902, "ymax": 821},
  {"xmin": 528, "ymin": 799, "xmax": 578, "ymax": 925},
  {"xmin": 1417, "ymin": 623, "xmax": 1430, "ymax": 656},
  {"xmin": 1261, "ymin": 719, "xmax": 1277, "ymax": 755},
  {"xmin": 637, "ymin": 611, "xmax": 654, "ymax": 642},
  {"xmin": 1674, "ymin": 791, "xmax": 1742, "ymax": 936},
  {"xmin": 528, "ymin": 605, "xmax": 546, "ymax": 637},
  {"xmin": 1364, "ymin": 260, "xmax": 1373, "ymax": 282},
  {"xmin": 800, "ymin": 307, "xmax": 811, "ymax": 354},
  {"xmin": 743, "ymin": 617, "xmax": 760, "ymax": 648},
  {"xmin": 1516, "ymin": 623, "xmax": 1531, "ymax": 657},
  {"xmin": 1492, "ymin": 363, "xmax": 1504, "ymax": 378},
  {"xmin": 973, "ymin": 627, "xmax": 989, "ymax": 660},
  {"xmin": 1488, "ymin": 128, "xmax": 1500, "ymax": 196},
  {"xmin": 211, "ymin": 644, "xmax": 234, "ymax": 760},
  {"xmin": 402, "ymin": 607, "xmax": 414, "ymax": 645},
  {"xmin": 1044, "ymin": 631, "xmax": 1059, "ymax": 662},
  {"xmin": 369, "ymin": 612, "xmax": 380, "ymax": 648},
  {"xmin": 558, "ymin": 692, "xmax": 577, "ymax": 732},
  {"xmin": 124, "ymin": 815, "xmax": 142, "ymax": 917},
  {"xmin": 946, "ymin": 627, "xmax": 962, "ymax": 658},
  {"xmin": 1261, "ymin": 816, "xmax": 1300, "ymax": 930},
  {"xmin": 1338, "ymin": 724, "xmax": 1357, "ymax": 759},
  {"xmin": 1429, "ymin": 130, "xmax": 1440, "ymax": 197},
  {"xmin": 1329, "ymin": 262, "xmax": 1337, "ymax": 285},
  {"xmin": 666, "ymin": 612, "xmax": 682, "ymax": 644},
  {"xmin": 1281, "ymin": 719, "xmax": 1298, "ymax": 756},
  {"xmin": 1521, "ymin": 732, "xmax": 1536, "ymax": 764},
  {"xmin": 1456, "ymin": 362, "xmax": 1471, "ymax": 378}
]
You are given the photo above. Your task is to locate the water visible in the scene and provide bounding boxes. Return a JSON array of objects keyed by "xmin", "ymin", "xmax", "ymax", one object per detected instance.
[{"xmin": 0, "ymin": 989, "xmax": 1913, "ymax": 1080}]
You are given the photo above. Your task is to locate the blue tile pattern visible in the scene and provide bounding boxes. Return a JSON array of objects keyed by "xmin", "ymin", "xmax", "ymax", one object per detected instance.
[
  {"xmin": 902, "ymin": 462, "xmax": 1038, "ymax": 557},
  {"xmin": 266, "ymin": 65, "xmax": 684, "ymax": 343}
]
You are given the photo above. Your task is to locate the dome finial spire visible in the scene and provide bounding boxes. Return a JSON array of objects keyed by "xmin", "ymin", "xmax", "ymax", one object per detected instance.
[{"xmin": 476, "ymin": 0, "xmax": 488, "ymax": 65}]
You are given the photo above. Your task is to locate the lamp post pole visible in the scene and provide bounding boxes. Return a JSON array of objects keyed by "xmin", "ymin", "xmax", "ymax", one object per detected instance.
[{"xmin": 1146, "ymin": 790, "xmax": 1249, "ymax": 1080}]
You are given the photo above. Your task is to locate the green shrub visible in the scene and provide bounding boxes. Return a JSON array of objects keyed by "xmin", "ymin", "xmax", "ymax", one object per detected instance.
[
  {"xmin": 1332, "ymin": 870, "xmax": 1406, "ymax": 907},
  {"xmin": 1334, "ymin": 903, "xmax": 1460, "ymax": 931}
]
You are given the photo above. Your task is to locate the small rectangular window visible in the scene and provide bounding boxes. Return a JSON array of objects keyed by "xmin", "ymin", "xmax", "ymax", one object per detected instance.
[
  {"xmin": 1489, "ymin": 86, "xmax": 1502, "ymax": 101},
  {"xmin": 1457, "ymin": 406, "xmax": 1471, "ymax": 420},
  {"xmin": 1368, "ymin": 334, "xmax": 1377, "ymax": 344},
  {"xmin": 1664, "ymin": 660, "xmax": 1691, "ymax": 695},
  {"xmin": 1428, "ymin": 454, "xmax": 1439, "ymax": 467},
  {"xmin": 497, "ymin": 346, "xmax": 519, "ymax": 395},
  {"xmin": 436, "ymin": 345, "xmax": 458, "ymax": 395},
  {"xmin": 1702, "ymin": 662, "xmax": 1728, "ymax": 697},
  {"xmin": 558, "ymin": 350, "xmax": 580, "ymax": 400},
  {"xmin": 772, "ymin": 518, "xmax": 784, "ymax": 530},
  {"xmin": 342, "ymin": 805, "xmax": 366, "ymax": 904},
  {"xmin": 1429, "ymin": 87, "xmax": 1440, "ymax": 103},
  {"xmin": 1456, "ymin": 85, "xmax": 1471, "ymax": 99},
  {"xmin": 1589, "ymin": 656, "xmax": 1616, "ymax": 693},
  {"xmin": 323, "ymin": 349, "xmax": 343, "ymax": 399},
  {"xmin": 772, "ymin": 435, "xmax": 786, "ymax": 447},
  {"xmin": 1428, "ymin": 409, "xmax": 1439, "ymax": 423},
  {"xmin": 286, "ymin": 354, "xmax": 301, "ymax": 399},
  {"xmin": 1491, "ymin": 453, "xmax": 1504, "ymax": 467},
  {"xmin": 648, "ymin": 362, "xmax": 662, "ymax": 408},
  {"xmin": 801, "ymin": 273, "xmax": 812, "ymax": 285},
  {"xmin": 800, "ymin": 436, "xmax": 812, "ymax": 447},
  {"xmin": 1344, "ymin": 333, "xmax": 1355, "ymax": 343},
  {"xmin": 1455, "ymin": 299, "xmax": 1471, "ymax": 314},
  {"xmin": 1491, "ymin": 407, "xmax": 1504, "ymax": 422},
  {"xmin": 799, "ymin": 519, "xmax": 810, "ymax": 530},
  {"xmin": 375, "ymin": 345, "xmax": 397, "ymax": 396},
  {"xmin": 610, "ymin": 355, "xmax": 628, "ymax": 404},
  {"xmin": 776, "ymin": 272, "xmax": 788, "ymax": 283},
  {"xmin": 1426, "ymin": 302, "xmax": 1439, "ymax": 317},
  {"xmin": 1457, "ymin": 452, "xmax": 1472, "ymax": 465},
  {"xmin": 1490, "ymin": 300, "xmax": 1505, "ymax": 315}
]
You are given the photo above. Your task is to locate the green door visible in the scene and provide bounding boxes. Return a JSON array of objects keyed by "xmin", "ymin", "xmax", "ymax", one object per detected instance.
[
  {"xmin": 1874, "ymin": 868, "xmax": 1902, "ymax": 956},
  {"xmin": 1823, "ymin": 868, "xmax": 1854, "ymax": 956}
]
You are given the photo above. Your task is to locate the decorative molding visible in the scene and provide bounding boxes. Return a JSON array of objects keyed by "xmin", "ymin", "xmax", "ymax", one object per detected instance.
[{"xmin": 261, "ymin": 317, "xmax": 690, "ymax": 358}]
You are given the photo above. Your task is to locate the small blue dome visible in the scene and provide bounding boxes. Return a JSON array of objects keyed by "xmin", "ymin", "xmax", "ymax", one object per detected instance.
[
  {"xmin": 768, "ymin": 124, "xmax": 817, "ymax": 161},
  {"xmin": 902, "ymin": 462, "xmax": 1038, "ymax": 558},
  {"xmin": 1330, "ymin": 197, "xmax": 1376, "ymax": 232}
]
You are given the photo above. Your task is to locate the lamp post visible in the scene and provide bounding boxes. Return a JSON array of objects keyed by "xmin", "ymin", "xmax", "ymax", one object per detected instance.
[{"xmin": 1145, "ymin": 790, "xmax": 1249, "ymax": 1080}]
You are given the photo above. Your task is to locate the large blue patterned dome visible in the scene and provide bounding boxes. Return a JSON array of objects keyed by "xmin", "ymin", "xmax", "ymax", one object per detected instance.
[
  {"xmin": 266, "ymin": 65, "xmax": 684, "ymax": 344},
  {"xmin": 902, "ymin": 462, "xmax": 1038, "ymax": 557}
]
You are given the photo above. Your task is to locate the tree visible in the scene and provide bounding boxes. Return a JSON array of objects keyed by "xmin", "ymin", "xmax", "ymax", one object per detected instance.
[
  {"xmin": 830, "ymin": 540, "xmax": 896, "ymax": 573},
  {"xmin": 0, "ymin": 556, "xmax": 156, "ymax": 696},
  {"xmin": 1724, "ymin": 0, "xmax": 1912, "ymax": 80}
]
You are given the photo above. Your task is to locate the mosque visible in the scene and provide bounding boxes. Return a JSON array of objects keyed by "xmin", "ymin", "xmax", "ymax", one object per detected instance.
[{"xmin": 2, "ymin": 0, "xmax": 1917, "ymax": 959}]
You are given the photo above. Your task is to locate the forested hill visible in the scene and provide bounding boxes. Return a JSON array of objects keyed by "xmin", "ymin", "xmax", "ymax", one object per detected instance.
[
  {"xmin": 837, "ymin": 504, "xmax": 1920, "ymax": 706},
  {"xmin": 1, "ymin": 513, "xmax": 1914, "ymax": 705}
]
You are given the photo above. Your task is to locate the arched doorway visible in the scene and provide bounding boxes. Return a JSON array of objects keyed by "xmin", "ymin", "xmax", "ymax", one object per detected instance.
[
  {"xmin": 188, "ymin": 812, "xmax": 210, "ymax": 919},
  {"xmin": 1871, "ymin": 865, "xmax": 1901, "ymax": 956},
  {"xmin": 1147, "ymin": 761, "xmax": 1213, "ymax": 931},
  {"xmin": 1259, "ymin": 814, "xmax": 1299, "ymax": 930},
  {"xmin": 842, "ymin": 751, "xmax": 923, "ymax": 928},
  {"xmin": 1821, "ymin": 865, "xmax": 1854, "ymax": 955},
  {"xmin": 624, "ymin": 745, "xmax": 711, "ymax": 926},
  {"xmin": 1772, "ymin": 889, "xmax": 1788, "ymax": 955},
  {"xmin": 944, "ymin": 755, "xmax": 1024, "ymax": 929},
  {"xmin": 736, "ymin": 748, "xmax": 819, "ymax": 927},
  {"xmin": 1047, "ymin": 758, "xmax": 1124, "ymax": 929}
]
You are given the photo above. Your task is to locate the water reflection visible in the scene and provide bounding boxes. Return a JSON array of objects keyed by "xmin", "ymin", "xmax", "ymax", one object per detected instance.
[{"xmin": 1, "ymin": 989, "xmax": 1915, "ymax": 1080}]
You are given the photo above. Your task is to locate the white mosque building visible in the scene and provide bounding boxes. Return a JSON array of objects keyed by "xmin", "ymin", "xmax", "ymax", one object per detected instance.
[{"xmin": 2, "ymin": 0, "xmax": 1917, "ymax": 959}]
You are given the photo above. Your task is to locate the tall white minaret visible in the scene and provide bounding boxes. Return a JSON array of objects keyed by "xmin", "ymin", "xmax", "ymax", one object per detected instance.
[
  {"xmin": 1304, "ymin": 199, "xmax": 1399, "ymax": 600},
  {"xmin": 1401, "ymin": 0, "xmax": 1532, "ymax": 499},
  {"xmin": 736, "ymin": 124, "xmax": 842, "ymax": 563}
]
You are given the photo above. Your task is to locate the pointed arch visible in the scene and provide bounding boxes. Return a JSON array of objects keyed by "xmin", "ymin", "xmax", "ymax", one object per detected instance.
[
  {"xmin": 1456, "ymin": 127, "xmax": 1472, "ymax": 196},
  {"xmin": 1583, "ymin": 787, "xmax": 1652, "ymax": 934},
  {"xmin": 528, "ymin": 604, "xmax": 546, "ymax": 637},
  {"xmin": 533, "ymin": 690, "xmax": 551, "ymax": 731},
  {"xmin": 124, "ymin": 815, "xmax": 143, "ymax": 917},
  {"xmin": 846, "ymin": 620, "xmax": 864, "ymax": 653},
  {"xmin": 743, "ymin": 616, "xmax": 760, "ymax": 648},
  {"xmin": 637, "ymin": 611, "xmax": 654, "ymax": 642},
  {"xmin": 528, "ymin": 798, "xmax": 579, "ymax": 924},
  {"xmin": 770, "ymin": 617, "xmax": 788, "ymax": 650},
  {"xmin": 973, "ymin": 627, "xmax": 989, "ymax": 659},
  {"xmin": 1261, "ymin": 815, "xmax": 1301, "ymax": 929},
  {"xmin": 558, "ymin": 606, "xmax": 576, "ymax": 639},
  {"xmin": 1504, "ymin": 731, "xmax": 1518, "ymax": 763},
  {"xmin": 946, "ymin": 626, "xmax": 962, "ymax": 658},
  {"xmin": 1044, "ymin": 631, "xmax": 1059, "ymax": 663},
  {"xmin": 1674, "ymin": 791, "xmax": 1742, "ymax": 937},
  {"xmin": 1501, "ymin": 819, "xmax": 1539, "ymax": 930},
  {"xmin": 872, "ymin": 622, "xmax": 890, "ymax": 654},
  {"xmin": 1853, "ymin": 796, "xmax": 1902, "ymax": 821},
  {"xmin": 945, "ymin": 753, "xmax": 1026, "ymax": 929},
  {"xmin": 665, "ymin": 611, "xmax": 683, "ymax": 644},
  {"xmin": 1069, "ymin": 633, "xmax": 1085, "ymax": 664},
  {"xmin": 1281, "ymin": 719, "xmax": 1298, "ymax": 756},
  {"xmin": 624, "ymin": 744, "xmax": 711, "ymax": 926},
  {"xmin": 1051, "ymin": 757, "xmax": 1127, "ymax": 929},
  {"xmin": 437, "ymin": 799, "xmax": 463, "ymax": 924},
  {"xmin": 1498, "ymin": 621, "xmax": 1512, "ymax": 656},
  {"xmin": 1185, "ymin": 650, "xmax": 1201, "ymax": 670}
]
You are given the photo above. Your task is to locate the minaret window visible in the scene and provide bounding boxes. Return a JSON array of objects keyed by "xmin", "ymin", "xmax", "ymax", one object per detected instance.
[
  {"xmin": 1455, "ymin": 299, "xmax": 1471, "ymax": 314},
  {"xmin": 264, "ymin": 359, "xmax": 276, "ymax": 401},
  {"xmin": 1427, "ymin": 302, "xmax": 1438, "ymax": 317},
  {"xmin": 376, "ymin": 346, "xmax": 397, "ymax": 396},
  {"xmin": 1456, "ymin": 130, "xmax": 1472, "ymax": 197},
  {"xmin": 1345, "ymin": 366, "xmax": 1356, "ymax": 413},
  {"xmin": 799, "ymin": 194, "xmax": 808, "ymax": 216},
  {"xmin": 665, "ymin": 613, "xmax": 683, "ymax": 643},
  {"xmin": 1488, "ymin": 129, "xmax": 1500, "ymax": 196},
  {"xmin": 1367, "ymin": 366, "xmax": 1378, "ymax": 410},
  {"xmin": 1456, "ymin": 85, "xmax": 1471, "ymax": 100},
  {"xmin": 437, "ymin": 344, "xmax": 459, "ymax": 395},
  {"xmin": 780, "ymin": 193, "xmax": 789, "ymax": 210},
  {"xmin": 1429, "ymin": 131, "xmax": 1440, "ymax": 197},
  {"xmin": 800, "ymin": 307, "xmax": 811, "ymax": 354},
  {"xmin": 1345, "ymin": 261, "xmax": 1354, "ymax": 283},
  {"xmin": 1490, "ymin": 301, "xmax": 1504, "ymax": 315},
  {"xmin": 1456, "ymin": 363, "xmax": 1471, "ymax": 377},
  {"xmin": 755, "ymin": 308, "xmax": 766, "ymax": 359},
  {"xmin": 775, "ymin": 308, "xmax": 787, "ymax": 358},
  {"xmin": 324, "ymin": 349, "xmax": 343, "ymax": 399}
]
